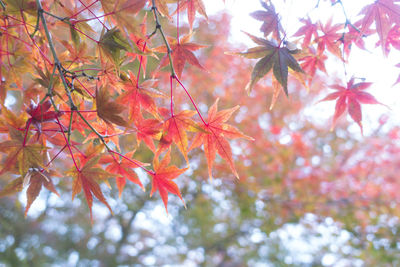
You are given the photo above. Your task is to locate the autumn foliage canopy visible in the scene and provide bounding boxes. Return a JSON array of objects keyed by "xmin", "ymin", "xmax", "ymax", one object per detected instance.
[{"xmin": 0, "ymin": 0, "xmax": 399, "ymax": 225}]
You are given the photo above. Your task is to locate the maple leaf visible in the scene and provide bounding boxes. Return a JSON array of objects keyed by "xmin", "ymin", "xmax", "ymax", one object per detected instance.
[
  {"xmin": 316, "ymin": 18, "xmax": 343, "ymax": 59},
  {"xmin": 298, "ymin": 47, "xmax": 327, "ymax": 81},
  {"xmin": 100, "ymin": 0, "xmax": 146, "ymax": 38},
  {"xmin": 0, "ymin": 177, "xmax": 23, "ymax": 198},
  {"xmin": 189, "ymin": 99, "xmax": 254, "ymax": 179},
  {"xmin": 33, "ymin": 66, "xmax": 60, "ymax": 90},
  {"xmin": 356, "ymin": 0, "xmax": 400, "ymax": 56},
  {"xmin": 84, "ymin": 122, "xmax": 123, "ymax": 150},
  {"xmin": 98, "ymin": 27, "xmax": 130, "ymax": 70},
  {"xmin": 0, "ymin": 105, "xmax": 27, "ymax": 132},
  {"xmin": 60, "ymin": 41, "xmax": 93, "ymax": 67},
  {"xmin": 156, "ymin": 109, "xmax": 205, "ymax": 163},
  {"xmin": 175, "ymin": 0, "xmax": 208, "ymax": 30},
  {"xmin": 293, "ymin": 18, "xmax": 318, "ymax": 48},
  {"xmin": 127, "ymin": 15, "xmax": 154, "ymax": 77},
  {"xmin": 235, "ymin": 33, "xmax": 304, "ymax": 95},
  {"xmin": 134, "ymin": 113, "xmax": 162, "ymax": 152},
  {"xmin": 154, "ymin": 33, "xmax": 207, "ymax": 78},
  {"xmin": 319, "ymin": 78, "xmax": 383, "ymax": 133},
  {"xmin": 26, "ymin": 100, "xmax": 63, "ymax": 133},
  {"xmin": 341, "ymin": 21, "xmax": 369, "ymax": 58},
  {"xmin": 100, "ymin": 151, "xmax": 147, "ymax": 197},
  {"xmin": 250, "ymin": 1, "xmax": 282, "ymax": 40},
  {"xmin": 68, "ymin": 155, "xmax": 113, "ymax": 221},
  {"xmin": 376, "ymin": 24, "xmax": 400, "ymax": 55},
  {"xmin": 150, "ymin": 149, "xmax": 187, "ymax": 213},
  {"xmin": 147, "ymin": 0, "xmax": 172, "ymax": 17},
  {"xmin": 118, "ymin": 71, "xmax": 166, "ymax": 120},
  {"xmin": 96, "ymin": 86, "xmax": 128, "ymax": 127},
  {"xmin": 23, "ymin": 170, "xmax": 59, "ymax": 217},
  {"xmin": 0, "ymin": 127, "xmax": 47, "ymax": 176}
]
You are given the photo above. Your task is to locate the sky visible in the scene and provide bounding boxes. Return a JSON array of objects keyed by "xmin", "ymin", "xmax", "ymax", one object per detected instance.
[{"xmin": 204, "ymin": 0, "xmax": 400, "ymax": 136}]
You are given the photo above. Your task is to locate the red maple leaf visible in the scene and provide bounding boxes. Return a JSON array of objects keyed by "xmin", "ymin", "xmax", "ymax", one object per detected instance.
[
  {"xmin": 319, "ymin": 78, "xmax": 383, "ymax": 133},
  {"xmin": 26, "ymin": 100, "xmax": 63, "ymax": 133},
  {"xmin": 175, "ymin": 0, "xmax": 208, "ymax": 30},
  {"xmin": 316, "ymin": 18, "xmax": 343, "ymax": 59},
  {"xmin": 133, "ymin": 112, "xmax": 162, "ymax": 152},
  {"xmin": 299, "ymin": 47, "xmax": 327, "ymax": 81},
  {"xmin": 150, "ymin": 150, "xmax": 187, "ymax": 213},
  {"xmin": 356, "ymin": 0, "xmax": 400, "ymax": 55},
  {"xmin": 189, "ymin": 99, "xmax": 254, "ymax": 179},
  {"xmin": 155, "ymin": 33, "xmax": 207, "ymax": 78},
  {"xmin": 376, "ymin": 24, "xmax": 400, "ymax": 55},
  {"xmin": 293, "ymin": 18, "xmax": 318, "ymax": 48},
  {"xmin": 100, "ymin": 151, "xmax": 146, "ymax": 197}
]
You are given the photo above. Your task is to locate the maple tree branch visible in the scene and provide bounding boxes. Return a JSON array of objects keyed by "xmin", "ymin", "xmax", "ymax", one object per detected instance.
[
  {"xmin": 151, "ymin": 0, "xmax": 176, "ymax": 77},
  {"xmin": 335, "ymin": 0, "xmax": 360, "ymax": 33},
  {"xmin": 35, "ymin": 1, "xmax": 76, "ymax": 110},
  {"xmin": 41, "ymin": 10, "xmax": 67, "ymax": 22},
  {"xmin": 30, "ymin": 9, "xmax": 40, "ymax": 37}
]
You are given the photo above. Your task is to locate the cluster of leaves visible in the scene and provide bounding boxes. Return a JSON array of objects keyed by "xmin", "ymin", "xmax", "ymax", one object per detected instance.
[
  {"xmin": 0, "ymin": 0, "xmax": 251, "ymax": 220},
  {"xmin": 236, "ymin": 0, "xmax": 398, "ymax": 131}
]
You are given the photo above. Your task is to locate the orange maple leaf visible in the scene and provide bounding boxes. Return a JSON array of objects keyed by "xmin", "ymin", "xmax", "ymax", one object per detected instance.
[
  {"xmin": 118, "ymin": 71, "xmax": 165, "ymax": 120},
  {"xmin": 68, "ymin": 155, "xmax": 112, "ymax": 221},
  {"xmin": 24, "ymin": 170, "xmax": 59, "ymax": 217},
  {"xmin": 100, "ymin": 151, "xmax": 147, "ymax": 197},
  {"xmin": 189, "ymin": 99, "xmax": 254, "ymax": 179},
  {"xmin": 157, "ymin": 109, "xmax": 204, "ymax": 163},
  {"xmin": 150, "ymin": 150, "xmax": 187, "ymax": 213}
]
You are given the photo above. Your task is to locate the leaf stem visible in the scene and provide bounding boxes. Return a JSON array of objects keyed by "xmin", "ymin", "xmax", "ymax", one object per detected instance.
[
  {"xmin": 55, "ymin": 117, "xmax": 80, "ymax": 172},
  {"xmin": 174, "ymin": 76, "xmax": 207, "ymax": 125},
  {"xmin": 170, "ymin": 75, "xmax": 174, "ymax": 116},
  {"xmin": 177, "ymin": 0, "xmax": 180, "ymax": 45},
  {"xmin": 110, "ymin": 150, "xmax": 155, "ymax": 175},
  {"xmin": 67, "ymin": 111, "xmax": 74, "ymax": 143},
  {"xmin": 136, "ymin": 42, "xmax": 147, "ymax": 87},
  {"xmin": 22, "ymin": 119, "xmax": 32, "ymax": 147}
]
